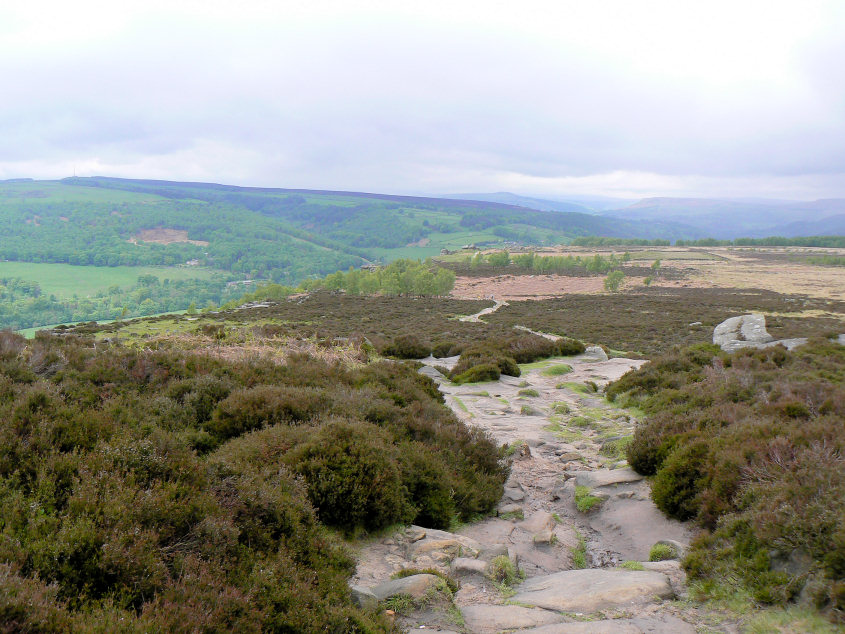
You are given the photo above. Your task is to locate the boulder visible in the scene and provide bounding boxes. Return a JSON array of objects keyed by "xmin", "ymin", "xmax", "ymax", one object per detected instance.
[
  {"xmin": 450, "ymin": 557, "xmax": 488, "ymax": 577},
  {"xmin": 511, "ymin": 568, "xmax": 674, "ymax": 613},
  {"xmin": 461, "ymin": 604, "xmax": 566, "ymax": 633},
  {"xmin": 713, "ymin": 314, "xmax": 809, "ymax": 352},
  {"xmin": 370, "ymin": 574, "xmax": 441, "ymax": 601},
  {"xmin": 349, "ymin": 585, "xmax": 378, "ymax": 611},
  {"xmin": 498, "ymin": 503, "xmax": 523, "ymax": 516},
  {"xmin": 533, "ymin": 529, "xmax": 555, "ymax": 545},
  {"xmin": 573, "ymin": 468, "xmax": 643, "ymax": 488},
  {"xmin": 583, "ymin": 346, "xmax": 609, "ymax": 362}
]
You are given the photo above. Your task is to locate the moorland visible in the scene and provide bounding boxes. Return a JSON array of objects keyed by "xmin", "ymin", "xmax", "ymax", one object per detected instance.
[{"xmin": 1, "ymin": 176, "xmax": 844, "ymax": 632}]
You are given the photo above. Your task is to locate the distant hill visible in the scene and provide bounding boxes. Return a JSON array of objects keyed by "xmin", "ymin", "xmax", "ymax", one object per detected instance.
[
  {"xmin": 449, "ymin": 192, "xmax": 594, "ymax": 213},
  {"xmin": 449, "ymin": 191, "xmax": 637, "ymax": 212},
  {"xmin": 600, "ymin": 197, "xmax": 845, "ymax": 238}
]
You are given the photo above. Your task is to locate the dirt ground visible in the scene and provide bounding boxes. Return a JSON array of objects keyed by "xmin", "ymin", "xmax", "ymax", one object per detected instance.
[
  {"xmin": 129, "ymin": 228, "xmax": 209, "ymax": 246},
  {"xmin": 451, "ymin": 246, "xmax": 845, "ymax": 301}
]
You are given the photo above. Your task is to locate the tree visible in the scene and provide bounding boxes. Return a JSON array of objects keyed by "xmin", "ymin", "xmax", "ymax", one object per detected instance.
[{"xmin": 604, "ymin": 270, "xmax": 625, "ymax": 292}]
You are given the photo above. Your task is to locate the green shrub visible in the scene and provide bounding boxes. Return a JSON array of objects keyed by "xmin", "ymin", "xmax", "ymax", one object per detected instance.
[
  {"xmin": 383, "ymin": 334, "xmax": 431, "ymax": 359},
  {"xmin": 284, "ymin": 418, "xmax": 415, "ymax": 531},
  {"xmin": 451, "ymin": 363, "xmax": 500, "ymax": 384},
  {"xmin": 0, "ymin": 334, "xmax": 505, "ymax": 629},
  {"xmin": 609, "ymin": 339, "xmax": 845, "ymax": 617},
  {"xmin": 205, "ymin": 385, "xmax": 329, "ymax": 444},
  {"xmin": 650, "ymin": 441, "xmax": 707, "ymax": 521},
  {"xmin": 556, "ymin": 338, "xmax": 586, "ymax": 356}
]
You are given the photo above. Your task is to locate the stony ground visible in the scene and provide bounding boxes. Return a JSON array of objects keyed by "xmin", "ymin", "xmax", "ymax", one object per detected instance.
[{"xmin": 350, "ymin": 333, "xmax": 749, "ymax": 632}]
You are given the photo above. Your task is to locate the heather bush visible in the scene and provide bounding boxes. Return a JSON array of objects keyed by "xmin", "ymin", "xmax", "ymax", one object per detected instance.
[
  {"xmin": 0, "ymin": 333, "xmax": 506, "ymax": 629},
  {"xmin": 382, "ymin": 333, "xmax": 432, "ymax": 359},
  {"xmin": 451, "ymin": 363, "xmax": 501, "ymax": 384},
  {"xmin": 610, "ymin": 338, "xmax": 845, "ymax": 620},
  {"xmin": 284, "ymin": 418, "xmax": 415, "ymax": 531}
]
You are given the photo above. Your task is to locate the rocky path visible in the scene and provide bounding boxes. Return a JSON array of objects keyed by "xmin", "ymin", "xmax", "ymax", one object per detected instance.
[
  {"xmin": 352, "ymin": 349, "xmax": 730, "ymax": 633},
  {"xmin": 459, "ymin": 300, "xmax": 508, "ymax": 322}
]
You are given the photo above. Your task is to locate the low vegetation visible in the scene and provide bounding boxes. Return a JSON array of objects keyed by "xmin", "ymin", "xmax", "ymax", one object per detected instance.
[
  {"xmin": 0, "ymin": 329, "xmax": 507, "ymax": 629},
  {"xmin": 574, "ymin": 486, "xmax": 603, "ymax": 513},
  {"xmin": 609, "ymin": 338, "xmax": 845, "ymax": 620},
  {"xmin": 487, "ymin": 287, "xmax": 845, "ymax": 357}
]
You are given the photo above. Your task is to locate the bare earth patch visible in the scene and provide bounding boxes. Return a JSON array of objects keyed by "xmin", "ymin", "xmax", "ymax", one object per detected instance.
[{"xmin": 129, "ymin": 227, "xmax": 210, "ymax": 246}]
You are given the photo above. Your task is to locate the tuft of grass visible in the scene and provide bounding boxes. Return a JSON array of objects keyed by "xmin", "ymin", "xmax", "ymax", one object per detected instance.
[
  {"xmin": 621, "ymin": 560, "xmax": 645, "ymax": 571},
  {"xmin": 502, "ymin": 440, "xmax": 526, "ymax": 457},
  {"xmin": 488, "ymin": 555, "xmax": 524, "ymax": 591},
  {"xmin": 575, "ymin": 486, "xmax": 603, "ymax": 513},
  {"xmin": 542, "ymin": 363, "xmax": 573, "ymax": 377},
  {"xmin": 518, "ymin": 388, "xmax": 540, "ymax": 397},
  {"xmin": 500, "ymin": 509, "xmax": 524, "ymax": 521},
  {"xmin": 551, "ymin": 401, "xmax": 571, "ymax": 414},
  {"xmin": 520, "ymin": 404, "xmax": 539, "ymax": 416},
  {"xmin": 382, "ymin": 594, "xmax": 415, "ymax": 614},
  {"xmin": 648, "ymin": 543, "xmax": 677, "ymax": 561},
  {"xmin": 570, "ymin": 530, "xmax": 588, "ymax": 569}
]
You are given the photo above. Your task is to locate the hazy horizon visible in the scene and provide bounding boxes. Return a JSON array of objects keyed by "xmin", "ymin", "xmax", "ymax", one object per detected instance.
[{"xmin": 3, "ymin": 1, "xmax": 845, "ymax": 201}]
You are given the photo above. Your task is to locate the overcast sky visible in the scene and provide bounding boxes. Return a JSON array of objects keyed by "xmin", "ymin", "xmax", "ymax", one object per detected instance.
[{"xmin": 2, "ymin": 1, "xmax": 844, "ymax": 199}]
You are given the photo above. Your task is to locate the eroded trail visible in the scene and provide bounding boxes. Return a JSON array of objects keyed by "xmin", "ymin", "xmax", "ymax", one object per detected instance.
[{"xmin": 352, "ymin": 348, "xmax": 730, "ymax": 633}]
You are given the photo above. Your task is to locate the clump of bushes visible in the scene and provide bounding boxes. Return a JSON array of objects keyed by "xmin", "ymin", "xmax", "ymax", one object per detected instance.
[
  {"xmin": 0, "ymin": 332, "xmax": 508, "ymax": 628},
  {"xmin": 610, "ymin": 338, "xmax": 845, "ymax": 619},
  {"xmin": 382, "ymin": 333, "xmax": 432, "ymax": 359},
  {"xmin": 447, "ymin": 333, "xmax": 586, "ymax": 383}
]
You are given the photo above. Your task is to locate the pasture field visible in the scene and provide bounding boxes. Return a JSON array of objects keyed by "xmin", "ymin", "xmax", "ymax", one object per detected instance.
[{"xmin": 0, "ymin": 262, "xmax": 218, "ymax": 298}]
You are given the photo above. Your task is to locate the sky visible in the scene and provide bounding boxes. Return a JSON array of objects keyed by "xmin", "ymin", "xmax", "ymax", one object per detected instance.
[{"xmin": 2, "ymin": 0, "xmax": 844, "ymax": 200}]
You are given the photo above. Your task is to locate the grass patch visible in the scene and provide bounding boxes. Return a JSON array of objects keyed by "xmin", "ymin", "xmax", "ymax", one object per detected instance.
[
  {"xmin": 451, "ymin": 396, "xmax": 469, "ymax": 413},
  {"xmin": 499, "ymin": 509, "xmax": 524, "ymax": 521},
  {"xmin": 575, "ymin": 486, "xmax": 603, "ymax": 513},
  {"xmin": 556, "ymin": 381, "xmax": 591, "ymax": 394},
  {"xmin": 520, "ymin": 404, "xmax": 540, "ymax": 416},
  {"xmin": 518, "ymin": 388, "xmax": 540, "ymax": 397},
  {"xmin": 0, "ymin": 261, "xmax": 219, "ymax": 299},
  {"xmin": 541, "ymin": 363, "xmax": 573, "ymax": 376},
  {"xmin": 621, "ymin": 561, "xmax": 645, "ymax": 571}
]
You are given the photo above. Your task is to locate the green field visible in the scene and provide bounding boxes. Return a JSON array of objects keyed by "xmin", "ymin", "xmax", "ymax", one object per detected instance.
[
  {"xmin": 0, "ymin": 180, "xmax": 170, "ymax": 204},
  {"xmin": 0, "ymin": 262, "xmax": 218, "ymax": 298}
]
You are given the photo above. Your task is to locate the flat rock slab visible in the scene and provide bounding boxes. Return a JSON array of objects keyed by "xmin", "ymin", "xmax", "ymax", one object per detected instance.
[
  {"xmin": 370, "ymin": 574, "xmax": 441, "ymax": 601},
  {"xmin": 461, "ymin": 604, "xmax": 566, "ymax": 633},
  {"xmin": 574, "ymin": 468, "xmax": 643, "ymax": 488},
  {"xmin": 512, "ymin": 568, "xmax": 674, "ymax": 613},
  {"xmin": 522, "ymin": 615, "xmax": 695, "ymax": 633}
]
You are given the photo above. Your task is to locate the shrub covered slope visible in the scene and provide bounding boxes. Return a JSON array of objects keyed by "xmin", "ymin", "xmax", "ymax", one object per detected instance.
[
  {"xmin": 0, "ymin": 330, "xmax": 506, "ymax": 630},
  {"xmin": 608, "ymin": 339, "xmax": 844, "ymax": 619}
]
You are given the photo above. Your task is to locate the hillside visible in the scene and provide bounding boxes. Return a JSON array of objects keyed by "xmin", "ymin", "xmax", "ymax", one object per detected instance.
[{"xmin": 0, "ymin": 177, "xmax": 702, "ymax": 330}]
